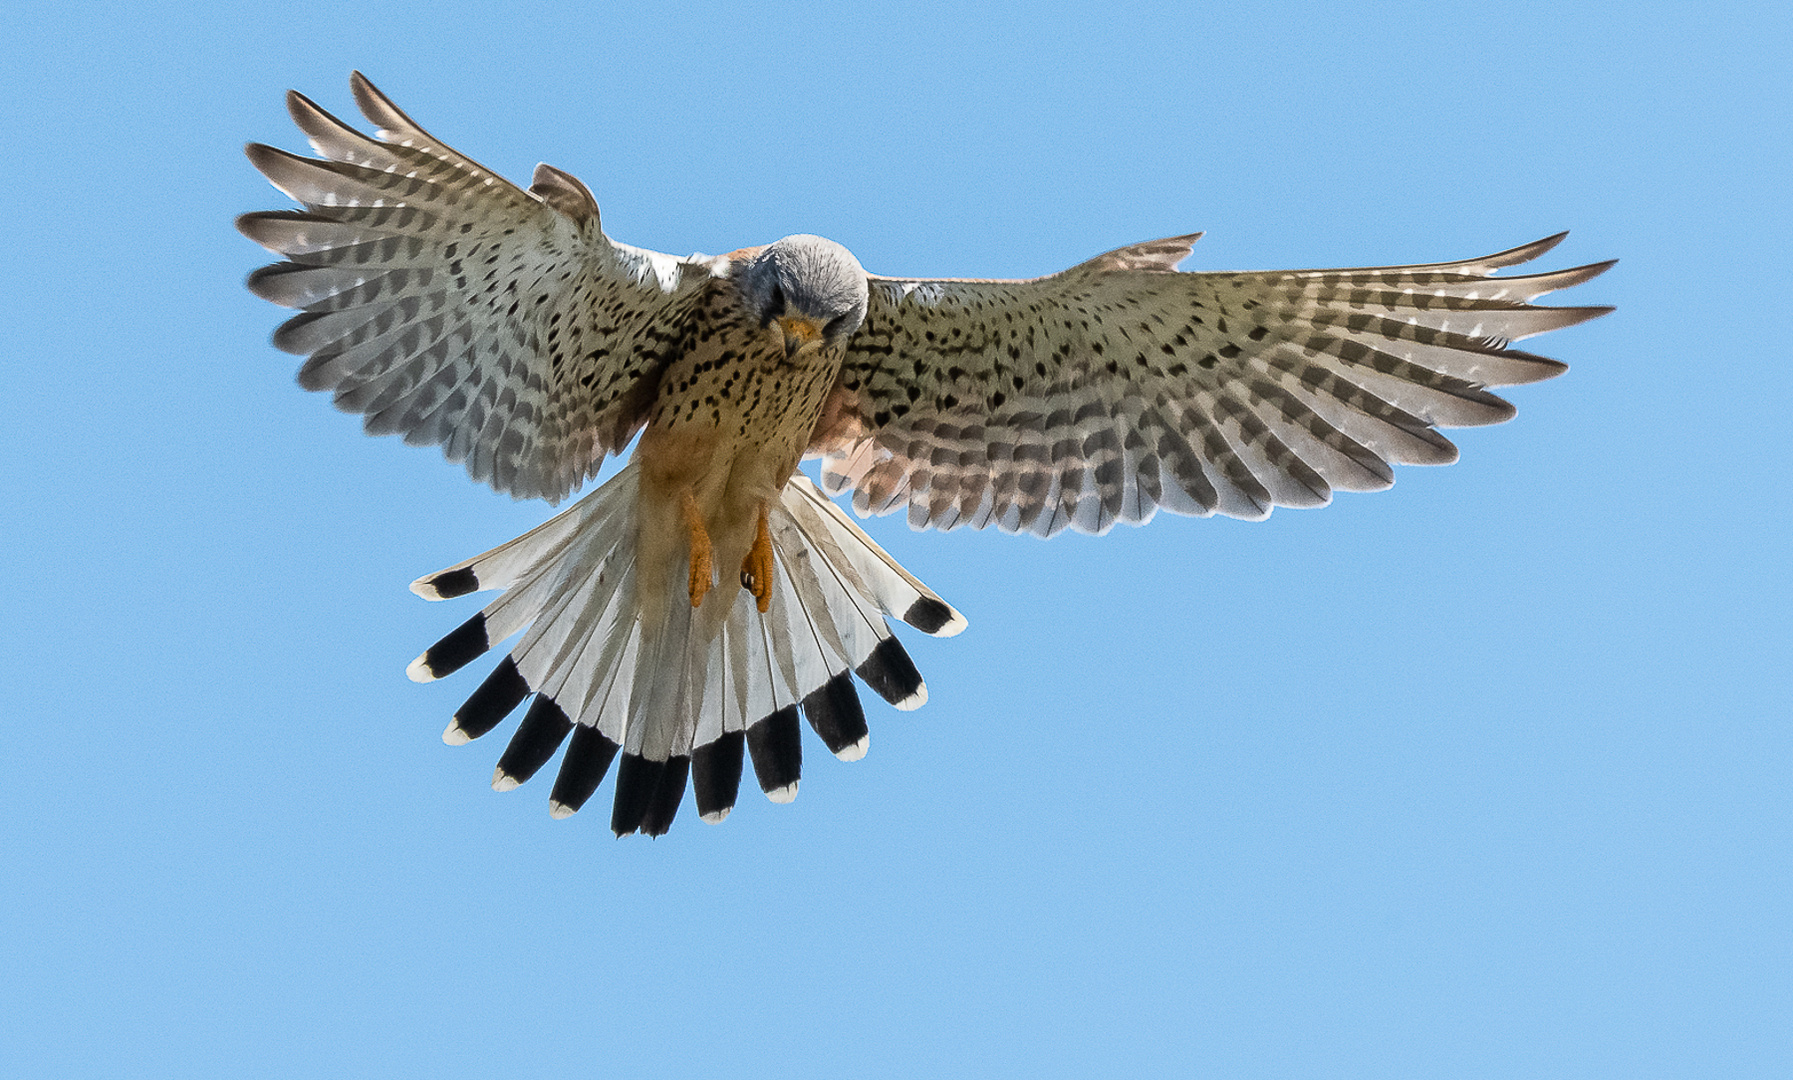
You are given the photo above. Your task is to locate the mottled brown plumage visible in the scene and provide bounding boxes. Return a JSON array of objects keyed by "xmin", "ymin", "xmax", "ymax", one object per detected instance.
[{"xmin": 240, "ymin": 74, "xmax": 1610, "ymax": 835}]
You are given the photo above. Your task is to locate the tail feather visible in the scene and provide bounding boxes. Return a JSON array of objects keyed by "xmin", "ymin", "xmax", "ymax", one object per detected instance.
[
  {"xmin": 492, "ymin": 695, "xmax": 574, "ymax": 790},
  {"xmin": 762, "ymin": 543, "xmax": 847, "ymax": 735},
  {"xmin": 691, "ymin": 729, "xmax": 746, "ymax": 823},
  {"xmin": 738, "ymin": 609, "xmax": 803, "ymax": 804},
  {"xmin": 407, "ymin": 465, "xmax": 964, "ymax": 835},
  {"xmin": 547, "ymin": 724, "xmax": 620, "ymax": 819},
  {"xmin": 746, "ymin": 705, "xmax": 803, "ymax": 804},
  {"xmin": 407, "ymin": 493, "xmax": 607, "ymax": 600}
]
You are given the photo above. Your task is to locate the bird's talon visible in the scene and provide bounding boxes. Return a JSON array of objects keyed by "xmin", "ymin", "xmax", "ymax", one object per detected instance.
[{"xmin": 742, "ymin": 504, "xmax": 774, "ymax": 613}]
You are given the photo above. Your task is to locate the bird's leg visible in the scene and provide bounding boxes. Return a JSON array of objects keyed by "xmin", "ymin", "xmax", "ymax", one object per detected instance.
[
  {"xmin": 740, "ymin": 502, "xmax": 774, "ymax": 613},
  {"xmin": 681, "ymin": 489, "xmax": 713, "ymax": 608}
]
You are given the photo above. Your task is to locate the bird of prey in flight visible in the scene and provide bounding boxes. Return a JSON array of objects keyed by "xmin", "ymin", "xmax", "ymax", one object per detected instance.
[{"xmin": 239, "ymin": 73, "xmax": 1613, "ymax": 836}]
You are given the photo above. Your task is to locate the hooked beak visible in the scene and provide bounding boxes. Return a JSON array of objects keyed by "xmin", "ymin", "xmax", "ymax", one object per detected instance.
[{"xmin": 777, "ymin": 316, "xmax": 822, "ymax": 358}]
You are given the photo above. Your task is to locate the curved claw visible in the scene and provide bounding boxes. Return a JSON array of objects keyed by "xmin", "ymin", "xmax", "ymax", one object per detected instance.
[{"xmin": 740, "ymin": 503, "xmax": 774, "ymax": 613}]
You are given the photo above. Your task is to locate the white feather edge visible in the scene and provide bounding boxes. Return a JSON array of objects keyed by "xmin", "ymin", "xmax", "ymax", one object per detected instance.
[{"xmin": 409, "ymin": 462, "xmax": 963, "ymax": 814}]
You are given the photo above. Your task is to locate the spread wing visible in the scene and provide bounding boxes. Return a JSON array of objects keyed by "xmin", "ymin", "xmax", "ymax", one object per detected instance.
[
  {"xmin": 239, "ymin": 72, "xmax": 721, "ymax": 502},
  {"xmin": 819, "ymin": 233, "xmax": 1614, "ymax": 535}
]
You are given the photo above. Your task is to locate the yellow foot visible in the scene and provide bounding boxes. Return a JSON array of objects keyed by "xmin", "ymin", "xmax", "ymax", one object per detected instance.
[
  {"xmin": 740, "ymin": 503, "xmax": 774, "ymax": 613},
  {"xmin": 682, "ymin": 489, "xmax": 712, "ymax": 608}
]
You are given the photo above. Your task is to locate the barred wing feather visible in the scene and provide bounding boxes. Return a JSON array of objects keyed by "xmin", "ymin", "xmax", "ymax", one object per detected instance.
[
  {"xmin": 825, "ymin": 233, "xmax": 1613, "ymax": 536},
  {"xmin": 238, "ymin": 72, "xmax": 720, "ymax": 502}
]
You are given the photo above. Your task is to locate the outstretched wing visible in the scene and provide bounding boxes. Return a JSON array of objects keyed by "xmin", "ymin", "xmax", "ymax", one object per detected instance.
[
  {"xmin": 818, "ymin": 233, "xmax": 1613, "ymax": 535},
  {"xmin": 239, "ymin": 72, "xmax": 720, "ymax": 502}
]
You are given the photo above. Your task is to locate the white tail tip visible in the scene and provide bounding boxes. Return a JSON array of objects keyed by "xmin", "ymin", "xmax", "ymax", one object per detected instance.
[
  {"xmin": 406, "ymin": 654, "xmax": 436, "ymax": 683},
  {"xmin": 549, "ymin": 800, "xmax": 576, "ymax": 819},
  {"xmin": 894, "ymin": 682, "xmax": 928, "ymax": 711},
  {"xmin": 765, "ymin": 782, "xmax": 799, "ymax": 804},
  {"xmin": 834, "ymin": 735, "xmax": 869, "ymax": 762},
  {"xmin": 491, "ymin": 768, "xmax": 519, "ymax": 792},
  {"xmin": 442, "ymin": 722, "xmax": 470, "ymax": 746}
]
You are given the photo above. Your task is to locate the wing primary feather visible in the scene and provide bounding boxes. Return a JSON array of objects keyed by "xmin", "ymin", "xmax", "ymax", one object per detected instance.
[
  {"xmin": 832, "ymin": 234, "xmax": 1608, "ymax": 531},
  {"xmin": 243, "ymin": 77, "xmax": 716, "ymax": 502},
  {"xmin": 349, "ymin": 72, "xmax": 452, "ymax": 150}
]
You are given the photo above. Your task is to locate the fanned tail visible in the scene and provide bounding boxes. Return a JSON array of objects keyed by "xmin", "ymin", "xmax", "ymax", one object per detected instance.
[{"xmin": 406, "ymin": 462, "xmax": 965, "ymax": 836}]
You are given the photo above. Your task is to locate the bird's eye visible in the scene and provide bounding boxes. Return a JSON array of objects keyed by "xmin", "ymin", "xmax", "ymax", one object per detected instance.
[{"xmin": 763, "ymin": 285, "xmax": 786, "ymax": 325}]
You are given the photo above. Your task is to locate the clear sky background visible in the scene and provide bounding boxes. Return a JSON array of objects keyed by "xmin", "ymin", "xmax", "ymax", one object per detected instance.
[{"xmin": 3, "ymin": 2, "xmax": 1788, "ymax": 1077}]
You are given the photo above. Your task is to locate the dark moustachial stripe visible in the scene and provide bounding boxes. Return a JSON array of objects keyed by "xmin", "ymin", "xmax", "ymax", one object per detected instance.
[
  {"xmin": 452, "ymin": 658, "xmax": 530, "ymax": 740},
  {"xmin": 549, "ymin": 725, "xmax": 619, "ymax": 815},
  {"xmin": 692, "ymin": 731, "xmax": 745, "ymax": 820},
  {"xmin": 610, "ymin": 753, "xmax": 666, "ymax": 836},
  {"xmin": 747, "ymin": 705, "xmax": 802, "ymax": 793},
  {"xmin": 495, "ymin": 694, "xmax": 574, "ymax": 785},
  {"xmin": 426, "ymin": 567, "xmax": 480, "ymax": 599},
  {"xmin": 639, "ymin": 756, "xmax": 690, "ymax": 837},
  {"xmin": 421, "ymin": 613, "xmax": 490, "ymax": 679},
  {"xmin": 903, "ymin": 597, "xmax": 955, "ymax": 634},
  {"xmin": 855, "ymin": 637, "xmax": 924, "ymax": 706},
  {"xmin": 802, "ymin": 672, "xmax": 868, "ymax": 755}
]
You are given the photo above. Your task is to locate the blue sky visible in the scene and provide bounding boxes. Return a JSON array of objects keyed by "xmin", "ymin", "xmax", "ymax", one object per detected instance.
[{"xmin": 3, "ymin": 2, "xmax": 1788, "ymax": 1077}]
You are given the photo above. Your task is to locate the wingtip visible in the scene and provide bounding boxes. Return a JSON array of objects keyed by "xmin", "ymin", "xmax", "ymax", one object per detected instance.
[
  {"xmin": 233, "ymin": 211, "xmax": 269, "ymax": 243},
  {"xmin": 348, "ymin": 70, "xmax": 426, "ymax": 139},
  {"xmin": 1483, "ymin": 231, "xmax": 1570, "ymax": 269},
  {"xmin": 1539, "ymin": 305, "xmax": 1618, "ymax": 334},
  {"xmin": 349, "ymin": 70, "xmax": 385, "ymax": 122},
  {"xmin": 1536, "ymin": 230, "xmax": 1570, "ymax": 252},
  {"xmin": 283, "ymin": 88, "xmax": 311, "ymax": 119},
  {"xmin": 1526, "ymin": 258, "xmax": 1619, "ymax": 294}
]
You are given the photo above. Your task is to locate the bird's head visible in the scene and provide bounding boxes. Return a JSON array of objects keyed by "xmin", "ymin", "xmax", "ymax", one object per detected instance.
[{"xmin": 739, "ymin": 235, "xmax": 869, "ymax": 358}]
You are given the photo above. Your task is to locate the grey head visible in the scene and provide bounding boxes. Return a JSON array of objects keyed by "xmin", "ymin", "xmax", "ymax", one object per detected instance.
[{"xmin": 736, "ymin": 234, "xmax": 869, "ymax": 357}]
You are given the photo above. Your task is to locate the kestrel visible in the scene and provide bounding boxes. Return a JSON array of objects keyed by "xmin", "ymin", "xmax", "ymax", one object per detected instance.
[{"xmin": 240, "ymin": 74, "xmax": 1613, "ymax": 836}]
